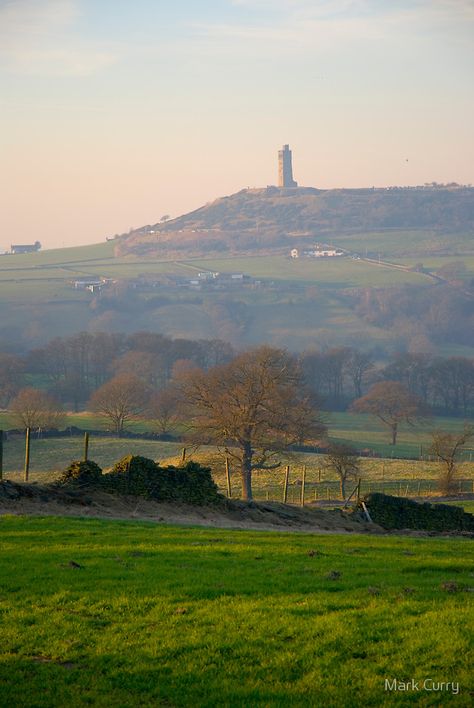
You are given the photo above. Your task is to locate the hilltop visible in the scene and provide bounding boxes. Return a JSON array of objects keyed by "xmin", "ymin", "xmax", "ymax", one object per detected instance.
[
  {"xmin": 117, "ymin": 185, "xmax": 474, "ymax": 258},
  {"xmin": 1, "ymin": 185, "xmax": 473, "ymax": 354}
]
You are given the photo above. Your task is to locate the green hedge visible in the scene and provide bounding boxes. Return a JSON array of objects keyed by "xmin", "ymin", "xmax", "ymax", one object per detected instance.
[
  {"xmin": 364, "ymin": 493, "xmax": 474, "ymax": 532},
  {"xmin": 103, "ymin": 455, "xmax": 220, "ymax": 504},
  {"xmin": 57, "ymin": 460, "xmax": 103, "ymax": 486},
  {"xmin": 104, "ymin": 455, "xmax": 159, "ymax": 496}
]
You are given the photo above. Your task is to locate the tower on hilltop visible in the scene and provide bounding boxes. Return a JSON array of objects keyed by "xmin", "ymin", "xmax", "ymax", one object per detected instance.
[{"xmin": 278, "ymin": 144, "xmax": 298, "ymax": 188}]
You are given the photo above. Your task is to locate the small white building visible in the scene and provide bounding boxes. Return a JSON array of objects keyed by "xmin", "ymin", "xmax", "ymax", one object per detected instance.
[
  {"xmin": 297, "ymin": 247, "xmax": 344, "ymax": 258},
  {"xmin": 290, "ymin": 248, "xmax": 299, "ymax": 258}
]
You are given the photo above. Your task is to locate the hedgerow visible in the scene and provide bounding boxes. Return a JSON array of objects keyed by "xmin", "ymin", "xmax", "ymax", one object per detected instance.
[{"xmin": 364, "ymin": 493, "xmax": 474, "ymax": 532}]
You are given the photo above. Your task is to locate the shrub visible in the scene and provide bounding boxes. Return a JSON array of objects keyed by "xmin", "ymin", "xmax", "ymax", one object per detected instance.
[
  {"xmin": 104, "ymin": 455, "xmax": 160, "ymax": 496},
  {"xmin": 162, "ymin": 461, "xmax": 220, "ymax": 504},
  {"xmin": 104, "ymin": 456, "xmax": 220, "ymax": 504},
  {"xmin": 58, "ymin": 460, "xmax": 103, "ymax": 487},
  {"xmin": 363, "ymin": 493, "xmax": 474, "ymax": 532}
]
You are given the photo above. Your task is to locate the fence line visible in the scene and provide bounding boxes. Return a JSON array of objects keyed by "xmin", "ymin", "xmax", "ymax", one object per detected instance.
[{"xmin": 221, "ymin": 479, "xmax": 474, "ymax": 504}]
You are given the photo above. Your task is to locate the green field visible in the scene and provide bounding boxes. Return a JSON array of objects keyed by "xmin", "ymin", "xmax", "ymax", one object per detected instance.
[
  {"xmin": 0, "ymin": 516, "xmax": 472, "ymax": 707},
  {"xmin": 186, "ymin": 255, "xmax": 429, "ymax": 287},
  {"xmin": 2, "ymin": 419, "xmax": 474, "ymax": 502},
  {"xmin": 2, "ymin": 409, "xmax": 472, "ymax": 463},
  {"xmin": 1, "ymin": 236, "xmax": 473, "ymax": 353},
  {"xmin": 330, "ymin": 230, "xmax": 474, "ymax": 259}
]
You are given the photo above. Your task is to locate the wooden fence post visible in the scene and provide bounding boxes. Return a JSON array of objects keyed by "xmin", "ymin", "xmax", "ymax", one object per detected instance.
[
  {"xmin": 83, "ymin": 432, "xmax": 89, "ymax": 462},
  {"xmin": 225, "ymin": 456, "xmax": 232, "ymax": 498},
  {"xmin": 300, "ymin": 466, "xmax": 306, "ymax": 507},
  {"xmin": 283, "ymin": 465, "xmax": 290, "ymax": 503},
  {"xmin": 24, "ymin": 427, "xmax": 31, "ymax": 482},
  {"xmin": 0, "ymin": 430, "xmax": 3, "ymax": 481}
]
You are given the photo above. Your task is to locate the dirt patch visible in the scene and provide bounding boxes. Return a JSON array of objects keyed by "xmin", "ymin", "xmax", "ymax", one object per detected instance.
[{"xmin": 0, "ymin": 480, "xmax": 383, "ymax": 534}]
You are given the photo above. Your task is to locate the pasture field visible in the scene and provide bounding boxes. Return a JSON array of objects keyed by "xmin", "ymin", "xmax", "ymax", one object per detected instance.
[
  {"xmin": 0, "ymin": 516, "xmax": 472, "ymax": 707},
  {"xmin": 390, "ymin": 255, "xmax": 474, "ymax": 274},
  {"xmin": 2, "ymin": 409, "xmax": 472, "ymax": 462},
  {"xmin": 327, "ymin": 412, "xmax": 474, "ymax": 460},
  {"xmin": 330, "ymin": 230, "xmax": 474, "ymax": 259},
  {"xmin": 184, "ymin": 255, "xmax": 429, "ymax": 287},
  {"xmin": 0, "ymin": 250, "xmax": 428, "ymax": 295},
  {"xmin": 1, "ymin": 236, "xmax": 473, "ymax": 355},
  {"xmin": 2, "ymin": 431, "xmax": 474, "ymax": 502},
  {"xmin": 0, "ymin": 242, "xmax": 114, "ymax": 269},
  {"xmin": 1, "ymin": 239, "xmax": 473, "ymax": 355}
]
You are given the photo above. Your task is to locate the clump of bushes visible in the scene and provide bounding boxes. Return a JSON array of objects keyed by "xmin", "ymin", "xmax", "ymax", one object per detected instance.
[
  {"xmin": 363, "ymin": 493, "xmax": 474, "ymax": 532},
  {"xmin": 162, "ymin": 461, "xmax": 220, "ymax": 504},
  {"xmin": 104, "ymin": 455, "xmax": 160, "ymax": 496},
  {"xmin": 103, "ymin": 455, "xmax": 220, "ymax": 504},
  {"xmin": 58, "ymin": 460, "xmax": 103, "ymax": 486}
]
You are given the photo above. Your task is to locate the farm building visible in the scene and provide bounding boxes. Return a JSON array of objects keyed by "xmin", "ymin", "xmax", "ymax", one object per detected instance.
[
  {"xmin": 73, "ymin": 278, "xmax": 112, "ymax": 293},
  {"xmin": 10, "ymin": 241, "xmax": 41, "ymax": 254},
  {"xmin": 291, "ymin": 247, "xmax": 344, "ymax": 258}
]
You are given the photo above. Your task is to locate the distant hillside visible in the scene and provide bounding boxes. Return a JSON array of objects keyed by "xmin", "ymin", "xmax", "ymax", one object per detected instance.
[{"xmin": 117, "ymin": 185, "xmax": 474, "ymax": 258}]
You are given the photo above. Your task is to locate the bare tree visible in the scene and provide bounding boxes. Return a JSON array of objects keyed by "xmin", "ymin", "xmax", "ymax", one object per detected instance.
[
  {"xmin": 178, "ymin": 346, "xmax": 326, "ymax": 501},
  {"xmin": 10, "ymin": 388, "xmax": 64, "ymax": 430},
  {"xmin": 345, "ymin": 349, "xmax": 374, "ymax": 399},
  {"xmin": 350, "ymin": 381, "xmax": 426, "ymax": 445},
  {"xmin": 148, "ymin": 386, "xmax": 181, "ymax": 435},
  {"xmin": 90, "ymin": 374, "xmax": 149, "ymax": 436},
  {"xmin": 0, "ymin": 353, "xmax": 24, "ymax": 407},
  {"xmin": 429, "ymin": 425, "xmax": 474, "ymax": 494},
  {"xmin": 324, "ymin": 442, "xmax": 361, "ymax": 499}
]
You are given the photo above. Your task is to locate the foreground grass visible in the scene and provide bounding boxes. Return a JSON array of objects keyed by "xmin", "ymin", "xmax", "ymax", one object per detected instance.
[{"xmin": 0, "ymin": 516, "xmax": 473, "ymax": 707}]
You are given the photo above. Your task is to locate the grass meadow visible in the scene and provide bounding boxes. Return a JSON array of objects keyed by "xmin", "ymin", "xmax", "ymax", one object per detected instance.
[
  {"xmin": 2, "ymin": 396, "xmax": 473, "ymax": 500},
  {"xmin": 184, "ymin": 255, "xmax": 429, "ymax": 287},
  {"xmin": 0, "ymin": 516, "xmax": 472, "ymax": 707},
  {"xmin": 2, "ymin": 426, "xmax": 473, "ymax": 503},
  {"xmin": 2, "ymin": 410, "xmax": 472, "ymax": 458},
  {"xmin": 2, "ymin": 236, "xmax": 474, "ymax": 354}
]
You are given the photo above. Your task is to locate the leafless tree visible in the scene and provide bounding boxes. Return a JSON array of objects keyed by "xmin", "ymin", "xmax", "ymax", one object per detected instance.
[
  {"xmin": 0, "ymin": 353, "xmax": 24, "ymax": 407},
  {"xmin": 324, "ymin": 442, "xmax": 361, "ymax": 499},
  {"xmin": 429, "ymin": 425, "xmax": 474, "ymax": 494},
  {"xmin": 345, "ymin": 349, "xmax": 374, "ymax": 399},
  {"xmin": 351, "ymin": 381, "xmax": 427, "ymax": 445},
  {"xmin": 148, "ymin": 386, "xmax": 181, "ymax": 435},
  {"xmin": 10, "ymin": 387, "xmax": 64, "ymax": 430},
  {"xmin": 90, "ymin": 374, "xmax": 149, "ymax": 436},
  {"xmin": 178, "ymin": 346, "xmax": 326, "ymax": 501}
]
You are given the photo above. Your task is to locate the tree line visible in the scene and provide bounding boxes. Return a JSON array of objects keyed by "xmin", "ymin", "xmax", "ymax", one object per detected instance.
[
  {"xmin": 1, "ymin": 332, "xmax": 474, "ymax": 418},
  {"xmin": 3, "ymin": 342, "xmax": 472, "ymax": 502}
]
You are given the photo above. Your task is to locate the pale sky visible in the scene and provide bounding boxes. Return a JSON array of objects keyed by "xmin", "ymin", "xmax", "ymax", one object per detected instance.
[{"xmin": 1, "ymin": 0, "xmax": 473, "ymax": 250}]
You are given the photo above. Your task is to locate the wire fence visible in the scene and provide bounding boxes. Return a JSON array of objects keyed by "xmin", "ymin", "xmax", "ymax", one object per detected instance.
[{"xmin": 218, "ymin": 479, "xmax": 474, "ymax": 505}]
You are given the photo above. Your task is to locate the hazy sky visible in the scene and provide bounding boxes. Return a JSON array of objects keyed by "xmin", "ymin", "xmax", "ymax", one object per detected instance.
[{"xmin": 1, "ymin": 0, "xmax": 473, "ymax": 250}]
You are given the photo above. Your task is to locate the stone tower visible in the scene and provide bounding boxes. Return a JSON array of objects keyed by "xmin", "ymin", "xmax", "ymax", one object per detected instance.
[{"xmin": 278, "ymin": 144, "xmax": 298, "ymax": 188}]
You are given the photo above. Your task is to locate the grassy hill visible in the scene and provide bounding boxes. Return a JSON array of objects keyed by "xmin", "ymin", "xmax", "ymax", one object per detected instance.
[
  {"xmin": 1, "ymin": 186, "xmax": 473, "ymax": 353},
  {"xmin": 118, "ymin": 186, "xmax": 474, "ymax": 258},
  {"xmin": 1, "ymin": 241, "xmax": 473, "ymax": 354}
]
